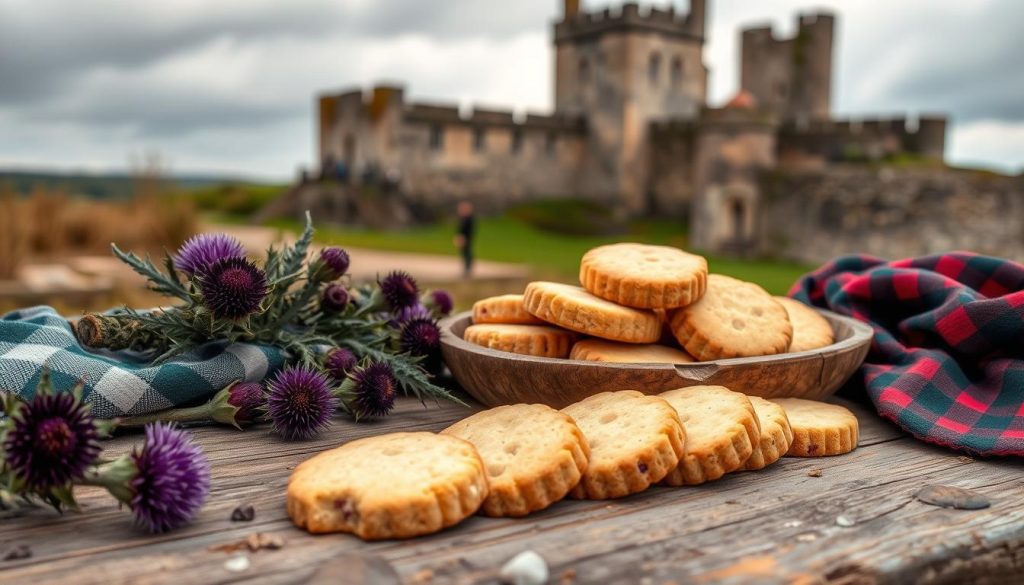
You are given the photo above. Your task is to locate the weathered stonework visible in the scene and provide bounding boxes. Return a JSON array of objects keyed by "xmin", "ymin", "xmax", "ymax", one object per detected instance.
[{"xmin": 760, "ymin": 167, "xmax": 1024, "ymax": 263}]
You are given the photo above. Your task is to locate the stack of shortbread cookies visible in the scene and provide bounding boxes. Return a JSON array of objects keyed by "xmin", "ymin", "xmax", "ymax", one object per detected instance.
[
  {"xmin": 286, "ymin": 389, "xmax": 859, "ymax": 540},
  {"xmin": 464, "ymin": 243, "xmax": 835, "ymax": 362}
]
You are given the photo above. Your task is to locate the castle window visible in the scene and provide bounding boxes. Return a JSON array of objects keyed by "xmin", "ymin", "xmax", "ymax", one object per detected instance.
[
  {"xmin": 429, "ymin": 124, "xmax": 443, "ymax": 150},
  {"xmin": 511, "ymin": 128, "xmax": 524, "ymax": 154},
  {"xmin": 649, "ymin": 52, "xmax": 661, "ymax": 84},
  {"xmin": 579, "ymin": 57, "xmax": 590, "ymax": 82},
  {"xmin": 671, "ymin": 57, "xmax": 683, "ymax": 85},
  {"xmin": 473, "ymin": 127, "xmax": 486, "ymax": 152},
  {"xmin": 545, "ymin": 131, "xmax": 557, "ymax": 154}
]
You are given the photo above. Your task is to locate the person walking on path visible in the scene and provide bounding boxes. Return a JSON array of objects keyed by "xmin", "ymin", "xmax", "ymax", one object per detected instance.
[{"xmin": 454, "ymin": 201, "xmax": 475, "ymax": 278}]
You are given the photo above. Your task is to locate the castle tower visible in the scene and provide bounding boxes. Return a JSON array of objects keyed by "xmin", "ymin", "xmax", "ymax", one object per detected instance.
[
  {"xmin": 740, "ymin": 11, "xmax": 833, "ymax": 124},
  {"xmin": 553, "ymin": 1, "xmax": 709, "ymax": 212}
]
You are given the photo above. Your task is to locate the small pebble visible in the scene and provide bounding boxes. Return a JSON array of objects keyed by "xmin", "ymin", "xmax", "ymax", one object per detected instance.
[
  {"xmin": 916, "ymin": 485, "xmax": 991, "ymax": 510},
  {"xmin": 2, "ymin": 545, "xmax": 32, "ymax": 561},
  {"xmin": 836, "ymin": 515, "xmax": 855, "ymax": 527},
  {"xmin": 499, "ymin": 550, "xmax": 549, "ymax": 585},
  {"xmin": 224, "ymin": 555, "xmax": 251, "ymax": 572},
  {"xmin": 231, "ymin": 504, "xmax": 255, "ymax": 522}
]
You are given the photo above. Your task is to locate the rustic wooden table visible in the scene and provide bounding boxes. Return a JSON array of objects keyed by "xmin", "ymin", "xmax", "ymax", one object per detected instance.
[{"xmin": 2, "ymin": 396, "xmax": 1022, "ymax": 585}]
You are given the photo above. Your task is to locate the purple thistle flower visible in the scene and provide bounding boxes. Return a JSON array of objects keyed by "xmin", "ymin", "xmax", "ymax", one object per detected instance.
[
  {"xmin": 399, "ymin": 317, "xmax": 443, "ymax": 373},
  {"xmin": 316, "ymin": 247, "xmax": 350, "ymax": 281},
  {"xmin": 321, "ymin": 283, "xmax": 350, "ymax": 312},
  {"xmin": 223, "ymin": 382, "xmax": 266, "ymax": 426},
  {"xmin": 399, "ymin": 317, "xmax": 442, "ymax": 358},
  {"xmin": 2, "ymin": 386, "xmax": 101, "ymax": 491},
  {"xmin": 128, "ymin": 423, "xmax": 211, "ymax": 533},
  {"xmin": 378, "ymin": 270, "xmax": 420, "ymax": 310},
  {"xmin": 174, "ymin": 233, "xmax": 246, "ymax": 277},
  {"xmin": 267, "ymin": 365, "xmax": 338, "ymax": 440},
  {"xmin": 198, "ymin": 257, "xmax": 268, "ymax": 320},
  {"xmin": 346, "ymin": 361, "xmax": 397, "ymax": 419},
  {"xmin": 426, "ymin": 289, "xmax": 454, "ymax": 317},
  {"xmin": 324, "ymin": 348, "xmax": 358, "ymax": 382}
]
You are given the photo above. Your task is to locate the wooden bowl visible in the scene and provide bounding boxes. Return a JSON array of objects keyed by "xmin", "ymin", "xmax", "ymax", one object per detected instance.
[{"xmin": 440, "ymin": 310, "xmax": 872, "ymax": 409}]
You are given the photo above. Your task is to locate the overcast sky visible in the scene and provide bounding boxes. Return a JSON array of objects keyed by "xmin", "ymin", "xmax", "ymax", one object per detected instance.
[{"xmin": 1, "ymin": 0, "xmax": 1022, "ymax": 179}]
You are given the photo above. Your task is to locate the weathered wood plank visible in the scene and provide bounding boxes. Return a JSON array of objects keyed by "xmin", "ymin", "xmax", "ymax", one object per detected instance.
[{"xmin": 0, "ymin": 398, "xmax": 1019, "ymax": 585}]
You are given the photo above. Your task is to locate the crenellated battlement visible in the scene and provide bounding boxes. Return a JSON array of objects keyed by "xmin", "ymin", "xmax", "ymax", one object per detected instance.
[
  {"xmin": 778, "ymin": 115, "xmax": 947, "ymax": 162},
  {"xmin": 554, "ymin": 1, "xmax": 704, "ymax": 44}
]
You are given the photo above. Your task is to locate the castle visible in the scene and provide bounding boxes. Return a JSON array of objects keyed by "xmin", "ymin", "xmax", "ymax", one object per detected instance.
[{"xmin": 314, "ymin": 1, "xmax": 952, "ymax": 255}]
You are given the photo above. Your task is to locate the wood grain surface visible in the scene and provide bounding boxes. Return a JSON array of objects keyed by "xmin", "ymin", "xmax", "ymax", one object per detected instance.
[
  {"xmin": 441, "ymin": 309, "xmax": 873, "ymax": 408},
  {"xmin": 0, "ymin": 396, "xmax": 1021, "ymax": 585}
]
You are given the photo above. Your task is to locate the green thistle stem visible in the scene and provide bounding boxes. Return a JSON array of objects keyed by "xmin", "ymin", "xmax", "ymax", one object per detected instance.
[
  {"xmin": 80, "ymin": 456, "xmax": 137, "ymax": 505},
  {"xmin": 116, "ymin": 404, "xmax": 212, "ymax": 427}
]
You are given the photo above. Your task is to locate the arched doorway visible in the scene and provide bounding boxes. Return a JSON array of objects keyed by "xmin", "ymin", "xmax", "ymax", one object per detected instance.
[{"xmin": 730, "ymin": 199, "xmax": 746, "ymax": 242}]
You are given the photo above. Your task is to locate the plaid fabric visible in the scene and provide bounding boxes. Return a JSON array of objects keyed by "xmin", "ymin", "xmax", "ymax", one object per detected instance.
[
  {"xmin": 0, "ymin": 306, "xmax": 287, "ymax": 419},
  {"xmin": 789, "ymin": 252, "xmax": 1024, "ymax": 457}
]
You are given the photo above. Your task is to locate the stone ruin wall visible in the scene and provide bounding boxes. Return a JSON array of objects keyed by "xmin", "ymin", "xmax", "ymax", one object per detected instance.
[
  {"xmin": 397, "ymin": 104, "xmax": 588, "ymax": 212},
  {"xmin": 318, "ymin": 86, "xmax": 591, "ymax": 214},
  {"xmin": 777, "ymin": 116, "xmax": 947, "ymax": 168},
  {"xmin": 759, "ymin": 165, "xmax": 1024, "ymax": 264}
]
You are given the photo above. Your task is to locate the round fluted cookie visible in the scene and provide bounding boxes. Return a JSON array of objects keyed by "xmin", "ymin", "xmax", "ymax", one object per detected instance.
[
  {"xmin": 472, "ymin": 294, "xmax": 544, "ymax": 325},
  {"xmin": 287, "ymin": 432, "xmax": 488, "ymax": 540},
  {"xmin": 774, "ymin": 398, "xmax": 859, "ymax": 457},
  {"xmin": 570, "ymin": 339, "xmax": 694, "ymax": 364},
  {"xmin": 523, "ymin": 282, "xmax": 661, "ymax": 344},
  {"xmin": 442, "ymin": 404, "xmax": 590, "ymax": 517},
  {"xmin": 774, "ymin": 297, "xmax": 834, "ymax": 353},
  {"xmin": 669, "ymin": 274, "xmax": 793, "ymax": 360},
  {"xmin": 580, "ymin": 243, "xmax": 708, "ymax": 309},
  {"xmin": 743, "ymin": 397, "xmax": 794, "ymax": 470},
  {"xmin": 561, "ymin": 391, "xmax": 685, "ymax": 499},
  {"xmin": 463, "ymin": 323, "xmax": 575, "ymax": 358},
  {"xmin": 659, "ymin": 386, "xmax": 760, "ymax": 485}
]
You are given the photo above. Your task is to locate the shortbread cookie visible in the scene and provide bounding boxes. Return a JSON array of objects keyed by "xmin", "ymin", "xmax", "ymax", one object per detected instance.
[
  {"xmin": 570, "ymin": 339, "xmax": 694, "ymax": 364},
  {"xmin": 580, "ymin": 243, "xmax": 708, "ymax": 309},
  {"xmin": 463, "ymin": 323, "xmax": 575, "ymax": 358},
  {"xmin": 669, "ymin": 274, "xmax": 793, "ymax": 360},
  {"xmin": 774, "ymin": 297, "xmax": 834, "ymax": 352},
  {"xmin": 743, "ymin": 397, "xmax": 794, "ymax": 470},
  {"xmin": 523, "ymin": 282, "xmax": 660, "ymax": 344},
  {"xmin": 287, "ymin": 432, "xmax": 488, "ymax": 539},
  {"xmin": 561, "ymin": 391, "xmax": 685, "ymax": 499},
  {"xmin": 659, "ymin": 386, "xmax": 760, "ymax": 485},
  {"xmin": 472, "ymin": 294, "xmax": 544, "ymax": 325},
  {"xmin": 774, "ymin": 398, "xmax": 859, "ymax": 457},
  {"xmin": 443, "ymin": 404, "xmax": 590, "ymax": 517}
]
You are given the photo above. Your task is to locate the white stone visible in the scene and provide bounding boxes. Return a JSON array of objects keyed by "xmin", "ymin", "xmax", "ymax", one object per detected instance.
[
  {"xmin": 224, "ymin": 555, "xmax": 250, "ymax": 572},
  {"xmin": 499, "ymin": 550, "xmax": 548, "ymax": 585}
]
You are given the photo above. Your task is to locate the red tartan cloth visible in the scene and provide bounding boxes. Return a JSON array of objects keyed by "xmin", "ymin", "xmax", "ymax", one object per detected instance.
[{"xmin": 788, "ymin": 252, "xmax": 1024, "ymax": 457}]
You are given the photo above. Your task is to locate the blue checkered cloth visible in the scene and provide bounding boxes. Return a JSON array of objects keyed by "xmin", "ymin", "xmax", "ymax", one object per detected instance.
[{"xmin": 0, "ymin": 306, "xmax": 287, "ymax": 419}]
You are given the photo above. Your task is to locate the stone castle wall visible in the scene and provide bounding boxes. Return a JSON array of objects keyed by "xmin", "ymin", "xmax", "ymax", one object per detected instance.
[
  {"xmin": 318, "ymin": 86, "xmax": 589, "ymax": 211},
  {"xmin": 760, "ymin": 165, "xmax": 1024, "ymax": 264},
  {"xmin": 777, "ymin": 116, "xmax": 947, "ymax": 167}
]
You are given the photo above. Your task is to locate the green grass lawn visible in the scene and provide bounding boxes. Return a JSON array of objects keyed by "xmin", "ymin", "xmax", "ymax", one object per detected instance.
[{"xmin": 262, "ymin": 215, "xmax": 812, "ymax": 295}]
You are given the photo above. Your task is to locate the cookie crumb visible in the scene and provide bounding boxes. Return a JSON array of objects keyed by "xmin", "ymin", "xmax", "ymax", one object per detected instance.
[
  {"xmin": 807, "ymin": 469, "xmax": 823, "ymax": 477},
  {"xmin": 560, "ymin": 568, "xmax": 577, "ymax": 584},
  {"xmin": 231, "ymin": 504, "xmax": 255, "ymax": 522}
]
